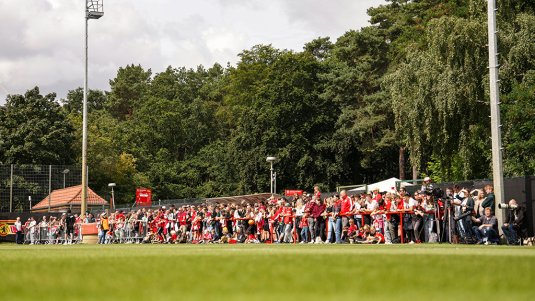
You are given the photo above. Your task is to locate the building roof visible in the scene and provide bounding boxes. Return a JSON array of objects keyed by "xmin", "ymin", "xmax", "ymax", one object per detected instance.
[{"xmin": 32, "ymin": 185, "xmax": 108, "ymax": 210}]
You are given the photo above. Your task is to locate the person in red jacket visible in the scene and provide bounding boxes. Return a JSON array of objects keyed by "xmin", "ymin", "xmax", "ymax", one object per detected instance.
[
  {"xmin": 278, "ymin": 203, "xmax": 294, "ymax": 243},
  {"xmin": 340, "ymin": 190, "xmax": 353, "ymax": 229}
]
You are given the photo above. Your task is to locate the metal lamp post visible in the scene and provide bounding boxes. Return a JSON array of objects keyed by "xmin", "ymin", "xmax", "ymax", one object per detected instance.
[
  {"xmin": 61, "ymin": 169, "xmax": 70, "ymax": 188},
  {"xmin": 108, "ymin": 183, "xmax": 116, "ymax": 210},
  {"xmin": 81, "ymin": 0, "xmax": 104, "ymax": 215},
  {"xmin": 266, "ymin": 156, "xmax": 277, "ymax": 195}
]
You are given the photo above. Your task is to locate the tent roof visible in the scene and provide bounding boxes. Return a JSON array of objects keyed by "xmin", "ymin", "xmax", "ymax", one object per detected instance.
[
  {"xmin": 349, "ymin": 177, "xmax": 414, "ymax": 193},
  {"xmin": 32, "ymin": 185, "xmax": 108, "ymax": 210}
]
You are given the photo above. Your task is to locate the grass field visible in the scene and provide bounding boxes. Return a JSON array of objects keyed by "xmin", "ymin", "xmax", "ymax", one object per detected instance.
[{"xmin": 1, "ymin": 244, "xmax": 534, "ymax": 301}]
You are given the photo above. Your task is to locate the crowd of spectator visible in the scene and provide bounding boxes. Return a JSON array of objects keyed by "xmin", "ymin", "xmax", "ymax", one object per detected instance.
[
  {"xmin": 89, "ymin": 183, "xmax": 526, "ymax": 245},
  {"xmin": 13, "ymin": 182, "xmax": 527, "ymax": 245},
  {"xmin": 14, "ymin": 210, "xmax": 82, "ymax": 244}
]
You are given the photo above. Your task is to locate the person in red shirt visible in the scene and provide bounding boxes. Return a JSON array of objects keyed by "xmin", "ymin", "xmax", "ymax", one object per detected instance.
[
  {"xmin": 278, "ymin": 203, "xmax": 293, "ymax": 243},
  {"xmin": 304, "ymin": 198, "xmax": 317, "ymax": 243},
  {"xmin": 347, "ymin": 218, "xmax": 358, "ymax": 243},
  {"xmin": 299, "ymin": 213, "xmax": 310, "ymax": 243},
  {"xmin": 340, "ymin": 190, "xmax": 353, "ymax": 229}
]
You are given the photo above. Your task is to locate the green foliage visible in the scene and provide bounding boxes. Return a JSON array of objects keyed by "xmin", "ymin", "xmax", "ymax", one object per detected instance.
[
  {"xmin": 106, "ymin": 64, "xmax": 152, "ymax": 120},
  {"xmin": 62, "ymin": 87, "xmax": 107, "ymax": 114},
  {"xmin": 384, "ymin": 16, "xmax": 491, "ymax": 180},
  {"xmin": 2, "ymin": 1, "xmax": 535, "ymax": 202},
  {"xmin": 0, "ymin": 87, "xmax": 75, "ymax": 165},
  {"xmin": 502, "ymin": 71, "xmax": 535, "ymax": 176}
]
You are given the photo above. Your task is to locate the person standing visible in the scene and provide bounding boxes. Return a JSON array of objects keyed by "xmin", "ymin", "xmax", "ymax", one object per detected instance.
[
  {"xmin": 64, "ymin": 210, "xmax": 76, "ymax": 245},
  {"xmin": 14, "ymin": 217, "xmax": 23, "ymax": 244},
  {"xmin": 482, "ymin": 185, "xmax": 495, "ymax": 214},
  {"xmin": 313, "ymin": 185, "xmax": 321, "ymax": 201},
  {"xmin": 28, "ymin": 217, "xmax": 37, "ymax": 245},
  {"xmin": 340, "ymin": 190, "xmax": 353, "ymax": 229}
]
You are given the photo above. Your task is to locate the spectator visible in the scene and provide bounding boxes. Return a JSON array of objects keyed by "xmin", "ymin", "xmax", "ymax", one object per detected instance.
[
  {"xmin": 501, "ymin": 199, "xmax": 527, "ymax": 245},
  {"xmin": 472, "ymin": 207, "xmax": 498, "ymax": 244},
  {"xmin": 28, "ymin": 217, "xmax": 37, "ymax": 245},
  {"xmin": 384, "ymin": 195, "xmax": 402, "ymax": 244},
  {"xmin": 325, "ymin": 197, "xmax": 336, "ymax": 244},
  {"xmin": 340, "ymin": 190, "xmax": 353, "ymax": 230},
  {"xmin": 482, "ymin": 185, "xmax": 495, "ymax": 214},
  {"xmin": 313, "ymin": 196, "xmax": 326, "ymax": 243},
  {"xmin": 14, "ymin": 217, "xmax": 23, "ymax": 244},
  {"xmin": 64, "ymin": 209, "xmax": 76, "ymax": 245},
  {"xmin": 299, "ymin": 213, "xmax": 310, "ymax": 243},
  {"xmin": 98, "ymin": 212, "xmax": 109, "ymax": 244},
  {"xmin": 333, "ymin": 195, "xmax": 342, "ymax": 244}
]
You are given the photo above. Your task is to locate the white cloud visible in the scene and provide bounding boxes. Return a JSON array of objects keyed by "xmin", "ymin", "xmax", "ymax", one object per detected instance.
[{"xmin": 0, "ymin": 0, "xmax": 386, "ymax": 103}]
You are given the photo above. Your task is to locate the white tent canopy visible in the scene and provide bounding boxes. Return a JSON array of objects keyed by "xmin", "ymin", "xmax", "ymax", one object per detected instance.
[{"xmin": 348, "ymin": 177, "xmax": 414, "ymax": 193}]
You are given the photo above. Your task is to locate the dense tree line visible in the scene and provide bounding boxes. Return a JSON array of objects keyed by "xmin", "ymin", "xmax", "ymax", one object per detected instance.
[{"xmin": 1, "ymin": 0, "xmax": 534, "ymax": 203}]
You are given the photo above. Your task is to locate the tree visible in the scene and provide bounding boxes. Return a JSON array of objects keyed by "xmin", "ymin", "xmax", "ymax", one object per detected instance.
[
  {"xmin": 384, "ymin": 16, "xmax": 490, "ymax": 180},
  {"xmin": 0, "ymin": 87, "xmax": 75, "ymax": 164},
  {"xmin": 61, "ymin": 87, "xmax": 107, "ymax": 114},
  {"xmin": 106, "ymin": 64, "xmax": 151, "ymax": 120}
]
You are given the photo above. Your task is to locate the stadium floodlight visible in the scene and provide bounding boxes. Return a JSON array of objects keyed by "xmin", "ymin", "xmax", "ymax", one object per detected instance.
[
  {"xmin": 81, "ymin": 0, "xmax": 104, "ymax": 216},
  {"xmin": 266, "ymin": 156, "xmax": 277, "ymax": 195}
]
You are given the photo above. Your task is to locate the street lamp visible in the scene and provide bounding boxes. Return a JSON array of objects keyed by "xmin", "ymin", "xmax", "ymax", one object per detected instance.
[
  {"xmin": 266, "ymin": 156, "xmax": 277, "ymax": 195},
  {"xmin": 61, "ymin": 169, "xmax": 70, "ymax": 188},
  {"xmin": 108, "ymin": 183, "xmax": 116, "ymax": 210},
  {"xmin": 81, "ymin": 0, "xmax": 104, "ymax": 215}
]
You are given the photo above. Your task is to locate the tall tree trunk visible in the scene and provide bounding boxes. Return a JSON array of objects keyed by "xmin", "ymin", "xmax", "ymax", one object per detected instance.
[
  {"xmin": 412, "ymin": 165, "xmax": 418, "ymax": 180},
  {"xmin": 399, "ymin": 147, "xmax": 406, "ymax": 180}
]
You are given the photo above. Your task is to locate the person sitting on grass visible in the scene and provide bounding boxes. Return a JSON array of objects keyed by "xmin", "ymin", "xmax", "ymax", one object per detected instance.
[
  {"xmin": 201, "ymin": 229, "xmax": 213, "ymax": 244},
  {"xmin": 355, "ymin": 224, "xmax": 371, "ymax": 243},
  {"xmin": 472, "ymin": 207, "xmax": 498, "ymax": 245},
  {"xmin": 142, "ymin": 229, "xmax": 155, "ymax": 244},
  {"xmin": 245, "ymin": 220, "xmax": 259, "ymax": 243},
  {"xmin": 358, "ymin": 227, "xmax": 384, "ymax": 244},
  {"xmin": 347, "ymin": 219, "xmax": 359, "ymax": 244}
]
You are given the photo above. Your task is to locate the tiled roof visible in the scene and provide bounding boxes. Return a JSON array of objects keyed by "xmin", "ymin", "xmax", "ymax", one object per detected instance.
[{"xmin": 32, "ymin": 185, "xmax": 108, "ymax": 210}]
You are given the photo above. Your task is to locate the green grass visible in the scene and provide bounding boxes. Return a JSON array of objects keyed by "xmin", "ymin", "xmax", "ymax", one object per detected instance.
[{"xmin": 0, "ymin": 244, "xmax": 534, "ymax": 301}]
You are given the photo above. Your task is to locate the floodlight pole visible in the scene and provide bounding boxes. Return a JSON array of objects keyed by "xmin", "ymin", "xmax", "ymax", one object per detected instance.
[
  {"xmin": 81, "ymin": 8, "xmax": 89, "ymax": 216},
  {"xmin": 82, "ymin": 1, "xmax": 103, "ymax": 215},
  {"xmin": 487, "ymin": 0, "xmax": 504, "ymax": 229}
]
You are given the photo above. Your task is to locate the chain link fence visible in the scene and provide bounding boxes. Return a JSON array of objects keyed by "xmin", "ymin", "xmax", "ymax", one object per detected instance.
[{"xmin": 0, "ymin": 165, "xmax": 82, "ymax": 212}]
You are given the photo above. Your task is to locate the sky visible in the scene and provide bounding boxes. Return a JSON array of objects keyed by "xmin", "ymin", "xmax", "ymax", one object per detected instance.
[{"xmin": 0, "ymin": 0, "xmax": 386, "ymax": 103}]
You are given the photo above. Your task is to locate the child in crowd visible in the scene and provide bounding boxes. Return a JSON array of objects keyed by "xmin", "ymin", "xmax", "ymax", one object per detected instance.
[
  {"xmin": 299, "ymin": 213, "xmax": 309, "ymax": 243},
  {"xmin": 347, "ymin": 219, "xmax": 359, "ymax": 244}
]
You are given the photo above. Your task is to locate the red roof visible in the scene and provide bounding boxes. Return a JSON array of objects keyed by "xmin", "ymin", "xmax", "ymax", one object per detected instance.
[{"xmin": 32, "ymin": 185, "xmax": 108, "ymax": 210}]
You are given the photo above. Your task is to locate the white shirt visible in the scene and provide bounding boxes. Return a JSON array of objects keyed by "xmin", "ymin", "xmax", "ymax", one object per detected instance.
[
  {"xmin": 366, "ymin": 200, "xmax": 378, "ymax": 211},
  {"xmin": 15, "ymin": 221, "xmax": 22, "ymax": 231},
  {"xmin": 29, "ymin": 220, "xmax": 37, "ymax": 233}
]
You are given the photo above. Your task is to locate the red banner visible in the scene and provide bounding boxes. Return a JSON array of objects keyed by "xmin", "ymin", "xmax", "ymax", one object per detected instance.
[
  {"xmin": 136, "ymin": 188, "xmax": 152, "ymax": 206},
  {"xmin": 284, "ymin": 189, "xmax": 303, "ymax": 196}
]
